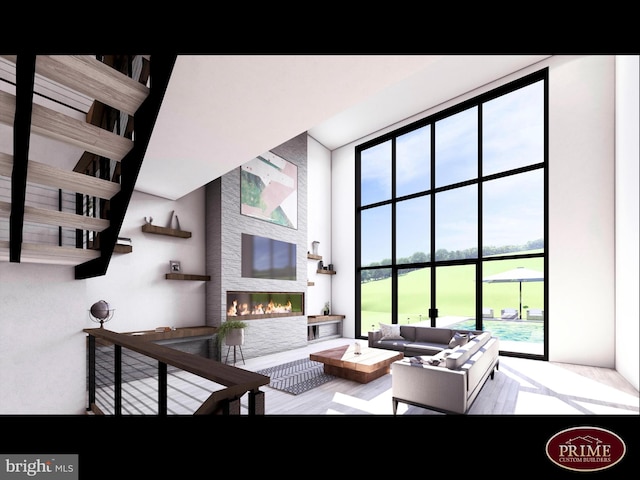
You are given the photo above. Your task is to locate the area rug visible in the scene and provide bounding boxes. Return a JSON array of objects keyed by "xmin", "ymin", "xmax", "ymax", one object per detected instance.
[{"xmin": 257, "ymin": 358, "xmax": 336, "ymax": 395}]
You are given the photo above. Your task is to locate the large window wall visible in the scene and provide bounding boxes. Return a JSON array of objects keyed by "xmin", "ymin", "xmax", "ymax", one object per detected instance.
[{"xmin": 356, "ymin": 69, "xmax": 548, "ymax": 358}]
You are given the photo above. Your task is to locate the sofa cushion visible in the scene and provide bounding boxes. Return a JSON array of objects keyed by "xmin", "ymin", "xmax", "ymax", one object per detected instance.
[
  {"xmin": 414, "ymin": 327, "xmax": 453, "ymax": 344},
  {"xmin": 379, "ymin": 323, "xmax": 404, "ymax": 340},
  {"xmin": 404, "ymin": 343, "xmax": 446, "ymax": 357},
  {"xmin": 375, "ymin": 339, "xmax": 411, "ymax": 351},
  {"xmin": 399, "ymin": 325, "xmax": 416, "ymax": 342},
  {"xmin": 445, "ymin": 332, "xmax": 492, "ymax": 370},
  {"xmin": 448, "ymin": 332, "xmax": 470, "ymax": 348}
]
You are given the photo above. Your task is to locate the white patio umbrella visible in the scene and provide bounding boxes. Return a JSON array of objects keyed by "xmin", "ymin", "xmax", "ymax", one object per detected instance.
[{"xmin": 482, "ymin": 267, "xmax": 544, "ymax": 319}]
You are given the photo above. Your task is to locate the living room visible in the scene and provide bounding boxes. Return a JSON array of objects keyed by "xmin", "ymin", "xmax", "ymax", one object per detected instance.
[{"xmin": 0, "ymin": 55, "xmax": 637, "ymax": 423}]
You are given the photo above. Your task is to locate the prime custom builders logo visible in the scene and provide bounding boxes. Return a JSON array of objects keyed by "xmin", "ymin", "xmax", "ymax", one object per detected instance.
[
  {"xmin": 0, "ymin": 455, "xmax": 77, "ymax": 479},
  {"xmin": 546, "ymin": 426, "xmax": 626, "ymax": 472}
]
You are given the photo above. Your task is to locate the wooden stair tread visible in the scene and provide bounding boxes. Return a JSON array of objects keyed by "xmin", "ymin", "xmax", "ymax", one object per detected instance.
[
  {"xmin": 0, "ymin": 90, "xmax": 134, "ymax": 162},
  {"xmin": 1, "ymin": 55, "xmax": 149, "ymax": 116},
  {"xmin": 0, "ymin": 201, "xmax": 109, "ymax": 231},
  {"xmin": 0, "ymin": 153, "xmax": 120, "ymax": 199},
  {"xmin": 0, "ymin": 241, "xmax": 101, "ymax": 265}
]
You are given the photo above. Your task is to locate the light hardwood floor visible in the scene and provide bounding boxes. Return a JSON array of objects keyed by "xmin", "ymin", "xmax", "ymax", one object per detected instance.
[
  {"xmin": 233, "ymin": 338, "xmax": 639, "ymax": 416},
  {"xmin": 101, "ymin": 337, "xmax": 638, "ymax": 416}
]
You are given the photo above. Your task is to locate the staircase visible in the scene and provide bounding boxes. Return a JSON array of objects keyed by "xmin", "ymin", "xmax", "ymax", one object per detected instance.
[{"xmin": 0, "ymin": 54, "xmax": 176, "ymax": 278}]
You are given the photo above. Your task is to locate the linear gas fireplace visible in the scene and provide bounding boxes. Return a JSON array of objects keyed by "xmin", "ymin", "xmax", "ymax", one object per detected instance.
[{"xmin": 226, "ymin": 291, "xmax": 304, "ymax": 320}]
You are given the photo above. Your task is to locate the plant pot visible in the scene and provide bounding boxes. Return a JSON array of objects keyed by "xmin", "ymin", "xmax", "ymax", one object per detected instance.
[{"xmin": 225, "ymin": 328, "xmax": 245, "ymax": 346}]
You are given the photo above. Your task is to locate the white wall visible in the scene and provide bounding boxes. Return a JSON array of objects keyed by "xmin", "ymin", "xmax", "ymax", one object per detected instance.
[
  {"xmin": 0, "ymin": 187, "xmax": 207, "ymax": 413},
  {"xmin": 306, "ymin": 136, "xmax": 333, "ymax": 317},
  {"xmin": 85, "ymin": 188, "xmax": 207, "ymax": 332},
  {"xmin": 615, "ymin": 55, "xmax": 639, "ymax": 390},
  {"xmin": 332, "ymin": 55, "xmax": 636, "ymax": 374},
  {"xmin": 0, "ymin": 263, "xmax": 88, "ymax": 414},
  {"xmin": 547, "ymin": 55, "xmax": 615, "ymax": 366}
]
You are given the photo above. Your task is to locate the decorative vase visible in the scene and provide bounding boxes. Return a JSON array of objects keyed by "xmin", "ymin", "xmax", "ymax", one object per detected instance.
[{"xmin": 311, "ymin": 241, "xmax": 319, "ymax": 255}]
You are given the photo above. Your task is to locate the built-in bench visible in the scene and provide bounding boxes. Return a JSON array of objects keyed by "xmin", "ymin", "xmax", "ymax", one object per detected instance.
[{"xmin": 307, "ymin": 315, "xmax": 345, "ymax": 342}]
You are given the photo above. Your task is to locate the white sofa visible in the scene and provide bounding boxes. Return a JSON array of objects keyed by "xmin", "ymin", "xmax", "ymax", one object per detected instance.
[{"xmin": 391, "ymin": 332, "xmax": 499, "ymax": 414}]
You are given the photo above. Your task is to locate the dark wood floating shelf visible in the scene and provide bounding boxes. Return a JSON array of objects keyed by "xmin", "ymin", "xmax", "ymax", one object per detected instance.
[
  {"xmin": 114, "ymin": 244, "xmax": 133, "ymax": 254},
  {"xmin": 165, "ymin": 273, "xmax": 211, "ymax": 281},
  {"xmin": 124, "ymin": 326, "xmax": 217, "ymax": 342},
  {"xmin": 142, "ymin": 224, "xmax": 192, "ymax": 238},
  {"xmin": 89, "ymin": 241, "xmax": 132, "ymax": 254},
  {"xmin": 307, "ymin": 253, "xmax": 322, "ymax": 260},
  {"xmin": 307, "ymin": 315, "xmax": 345, "ymax": 323},
  {"xmin": 317, "ymin": 269, "xmax": 336, "ymax": 275},
  {"xmin": 307, "ymin": 281, "xmax": 315, "ymax": 286}
]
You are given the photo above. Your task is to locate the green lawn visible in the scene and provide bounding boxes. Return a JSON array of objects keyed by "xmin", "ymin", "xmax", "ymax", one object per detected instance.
[{"xmin": 361, "ymin": 252, "xmax": 544, "ymax": 328}]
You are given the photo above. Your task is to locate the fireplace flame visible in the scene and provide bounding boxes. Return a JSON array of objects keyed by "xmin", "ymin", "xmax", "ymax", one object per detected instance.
[{"xmin": 227, "ymin": 298, "xmax": 293, "ymax": 316}]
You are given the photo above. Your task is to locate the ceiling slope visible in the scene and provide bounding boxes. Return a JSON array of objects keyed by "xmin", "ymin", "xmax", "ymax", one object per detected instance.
[{"xmin": 136, "ymin": 54, "xmax": 550, "ymax": 200}]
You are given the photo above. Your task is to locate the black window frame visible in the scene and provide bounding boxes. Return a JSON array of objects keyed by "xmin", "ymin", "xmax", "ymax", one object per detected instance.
[{"xmin": 355, "ymin": 68, "xmax": 549, "ymax": 360}]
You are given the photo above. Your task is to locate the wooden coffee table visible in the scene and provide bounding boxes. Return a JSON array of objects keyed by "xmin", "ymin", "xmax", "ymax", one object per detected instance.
[{"xmin": 310, "ymin": 344, "xmax": 403, "ymax": 383}]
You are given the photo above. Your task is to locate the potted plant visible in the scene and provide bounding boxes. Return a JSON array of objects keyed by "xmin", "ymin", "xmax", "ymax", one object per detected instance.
[
  {"xmin": 323, "ymin": 301, "xmax": 330, "ymax": 316},
  {"xmin": 216, "ymin": 320, "xmax": 248, "ymax": 346}
]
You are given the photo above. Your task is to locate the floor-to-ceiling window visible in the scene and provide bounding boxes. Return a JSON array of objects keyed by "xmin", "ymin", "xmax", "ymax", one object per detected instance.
[{"xmin": 356, "ymin": 68, "xmax": 547, "ymax": 359}]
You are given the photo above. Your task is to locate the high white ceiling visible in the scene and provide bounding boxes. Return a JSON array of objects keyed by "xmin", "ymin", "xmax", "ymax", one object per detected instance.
[{"xmin": 136, "ymin": 55, "xmax": 551, "ymax": 200}]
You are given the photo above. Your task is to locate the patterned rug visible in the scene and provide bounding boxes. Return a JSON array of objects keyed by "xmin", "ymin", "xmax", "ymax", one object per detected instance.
[{"xmin": 257, "ymin": 358, "xmax": 336, "ymax": 395}]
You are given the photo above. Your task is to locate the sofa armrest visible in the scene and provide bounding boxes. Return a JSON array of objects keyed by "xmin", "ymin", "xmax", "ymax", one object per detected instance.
[
  {"xmin": 391, "ymin": 360, "xmax": 467, "ymax": 414},
  {"xmin": 368, "ymin": 329, "xmax": 382, "ymax": 347}
]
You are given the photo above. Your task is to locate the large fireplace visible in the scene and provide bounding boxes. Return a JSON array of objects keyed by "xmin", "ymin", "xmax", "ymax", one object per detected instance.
[{"xmin": 226, "ymin": 291, "xmax": 304, "ymax": 320}]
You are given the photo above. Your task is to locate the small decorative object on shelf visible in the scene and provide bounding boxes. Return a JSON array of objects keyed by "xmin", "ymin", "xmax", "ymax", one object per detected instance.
[
  {"xmin": 115, "ymin": 236, "xmax": 133, "ymax": 253},
  {"xmin": 318, "ymin": 260, "xmax": 324, "ymax": 270},
  {"xmin": 144, "ymin": 216, "xmax": 153, "ymax": 225},
  {"xmin": 311, "ymin": 240, "xmax": 320, "ymax": 256},
  {"xmin": 165, "ymin": 210, "xmax": 183, "ymax": 231},
  {"xmin": 89, "ymin": 300, "xmax": 115, "ymax": 328},
  {"xmin": 169, "ymin": 260, "xmax": 181, "ymax": 273},
  {"xmin": 166, "ymin": 210, "xmax": 175, "ymax": 228},
  {"xmin": 323, "ymin": 301, "xmax": 330, "ymax": 316}
]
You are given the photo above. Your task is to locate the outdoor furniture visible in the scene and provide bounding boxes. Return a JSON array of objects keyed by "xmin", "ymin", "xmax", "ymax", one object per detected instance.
[
  {"xmin": 501, "ymin": 308, "xmax": 519, "ymax": 320},
  {"xmin": 482, "ymin": 308, "xmax": 494, "ymax": 318},
  {"xmin": 483, "ymin": 267, "xmax": 544, "ymax": 320},
  {"xmin": 527, "ymin": 308, "xmax": 544, "ymax": 320}
]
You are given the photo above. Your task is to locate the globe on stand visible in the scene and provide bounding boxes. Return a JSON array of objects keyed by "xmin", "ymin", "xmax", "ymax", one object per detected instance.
[{"xmin": 89, "ymin": 300, "xmax": 115, "ymax": 328}]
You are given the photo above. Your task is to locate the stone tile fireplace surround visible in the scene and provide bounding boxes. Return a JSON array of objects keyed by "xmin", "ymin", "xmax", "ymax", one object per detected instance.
[{"xmin": 205, "ymin": 133, "xmax": 308, "ymax": 359}]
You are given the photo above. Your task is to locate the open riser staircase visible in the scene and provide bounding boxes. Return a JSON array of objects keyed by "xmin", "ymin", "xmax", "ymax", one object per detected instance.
[{"xmin": 0, "ymin": 54, "xmax": 176, "ymax": 278}]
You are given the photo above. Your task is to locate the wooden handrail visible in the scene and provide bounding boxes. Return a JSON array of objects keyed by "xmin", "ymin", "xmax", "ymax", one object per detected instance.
[{"xmin": 84, "ymin": 327, "xmax": 270, "ymax": 415}]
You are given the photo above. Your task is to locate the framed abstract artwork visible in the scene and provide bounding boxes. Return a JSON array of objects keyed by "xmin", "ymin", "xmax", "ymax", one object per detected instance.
[{"xmin": 240, "ymin": 151, "xmax": 297, "ymax": 229}]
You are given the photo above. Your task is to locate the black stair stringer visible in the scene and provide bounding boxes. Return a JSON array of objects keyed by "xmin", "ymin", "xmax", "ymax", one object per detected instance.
[
  {"xmin": 9, "ymin": 54, "xmax": 36, "ymax": 262},
  {"xmin": 75, "ymin": 54, "xmax": 177, "ymax": 280}
]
